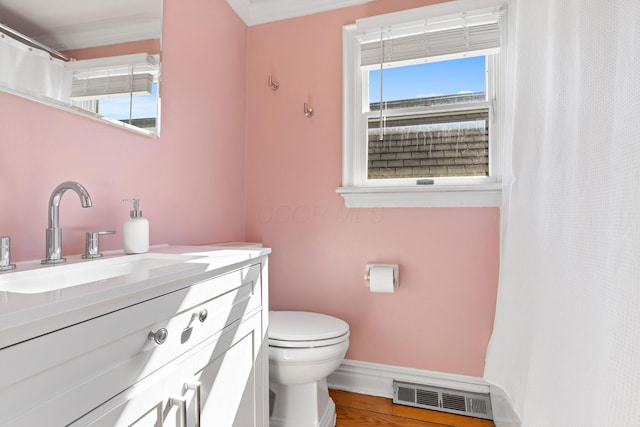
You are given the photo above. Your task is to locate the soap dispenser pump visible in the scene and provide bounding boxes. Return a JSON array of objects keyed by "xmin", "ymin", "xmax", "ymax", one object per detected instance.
[{"xmin": 122, "ymin": 198, "xmax": 149, "ymax": 254}]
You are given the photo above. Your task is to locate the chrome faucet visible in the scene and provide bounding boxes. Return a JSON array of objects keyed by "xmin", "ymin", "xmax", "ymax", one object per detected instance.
[
  {"xmin": 0, "ymin": 236, "xmax": 16, "ymax": 271},
  {"xmin": 42, "ymin": 181, "xmax": 92, "ymax": 264}
]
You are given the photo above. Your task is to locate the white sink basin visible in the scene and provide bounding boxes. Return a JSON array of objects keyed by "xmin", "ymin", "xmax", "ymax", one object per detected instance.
[{"xmin": 0, "ymin": 253, "xmax": 198, "ymax": 294}]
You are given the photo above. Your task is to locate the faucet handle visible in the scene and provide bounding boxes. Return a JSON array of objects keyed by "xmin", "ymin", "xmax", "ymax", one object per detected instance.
[
  {"xmin": 0, "ymin": 236, "xmax": 17, "ymax": 271},
  {"xmin": 82, "ymin": 230, "xmax": 116, "ymax": 259}
]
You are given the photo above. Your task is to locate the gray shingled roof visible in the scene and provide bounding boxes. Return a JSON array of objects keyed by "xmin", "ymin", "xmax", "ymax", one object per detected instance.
[{"xmin": 368, "ymin": 93, "xmax": 489, "ymax": 179}]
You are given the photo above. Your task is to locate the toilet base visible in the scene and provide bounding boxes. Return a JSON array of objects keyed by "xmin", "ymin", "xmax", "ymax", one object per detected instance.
[{"xmin": 269, "ymin": 378, "xmax": 336, "ymax": 427}]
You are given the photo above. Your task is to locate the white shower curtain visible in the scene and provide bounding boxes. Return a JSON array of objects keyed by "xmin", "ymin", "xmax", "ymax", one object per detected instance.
[
  {"xmin": 0, "ymin": 34, "xmax": 71, "ymax": 103},
  {"xmin": 485, "ymin": 0, "xmax": 640, "ymax": 426}
]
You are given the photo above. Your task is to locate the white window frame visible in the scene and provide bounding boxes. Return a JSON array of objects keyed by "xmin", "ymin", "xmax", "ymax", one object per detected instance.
[{"xmin": 338, "ymin": 0, "xmax": 507, "ymax": 208}]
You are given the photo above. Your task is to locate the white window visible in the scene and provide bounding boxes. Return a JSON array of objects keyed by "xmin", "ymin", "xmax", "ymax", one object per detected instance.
[
  {"xmin": 338, "ymin": 0, "xmax": 508, "ymax": 208},
  {"xmin": 67, "ymin": 54, "xmax": 160, "ymax": 133}
]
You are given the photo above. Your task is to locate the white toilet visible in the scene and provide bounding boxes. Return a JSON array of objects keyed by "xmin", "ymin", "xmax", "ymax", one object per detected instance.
[{"xmin": 268, "ymin": 311, "xmax": 350, "ymax": 427}]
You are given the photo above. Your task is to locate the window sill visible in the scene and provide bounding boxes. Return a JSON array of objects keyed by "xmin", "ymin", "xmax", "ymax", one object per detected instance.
[{"xmin": 336, "ymin": 184, "xmax": 502, "ymax": 208}]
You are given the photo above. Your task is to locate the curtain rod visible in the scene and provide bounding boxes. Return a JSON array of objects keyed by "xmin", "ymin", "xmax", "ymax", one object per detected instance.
[{"xmin": 0, "ymin": 22, "xmax": 70, "ymax": 61}]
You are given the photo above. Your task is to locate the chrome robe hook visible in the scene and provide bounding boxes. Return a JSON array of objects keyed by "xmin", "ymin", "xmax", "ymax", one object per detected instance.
[
  {"xmin": 304, "ymin": 102, "xmax": 314, "ymax": 118},
  {"xmin": 268, "ymin": 75, "xmax": 279, "ymax": 91}
]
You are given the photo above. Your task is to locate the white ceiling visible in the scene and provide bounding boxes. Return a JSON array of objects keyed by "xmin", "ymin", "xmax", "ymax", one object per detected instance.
[
  {"xmin": 226, "ymin": 0, "xmax": 375, "ymax": 26},
  {"xmin": 0, "ymin": 0, "xmax": 371, "ymax": 52},
  {"xmin": 0, "ymin": 0, "xmax": 162, "ymax": 51}
]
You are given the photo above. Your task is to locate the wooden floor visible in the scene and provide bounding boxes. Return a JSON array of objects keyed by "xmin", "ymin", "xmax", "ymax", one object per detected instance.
[{"xmin": 330, "ymin": 389, "xmax": 495, "ymax": 427}]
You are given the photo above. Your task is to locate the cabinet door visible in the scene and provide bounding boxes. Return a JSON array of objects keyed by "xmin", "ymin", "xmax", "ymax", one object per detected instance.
[
  {"xmin": 74, "ymin": 361, "xmax": 191, "ymax": 427},
  {"xmin": 176, "ymin": 311, "xmax": 262, "ymax": 427},
  {"xmin": 190, "ymin": 321, "xmax": 256, "ymax": 426}
]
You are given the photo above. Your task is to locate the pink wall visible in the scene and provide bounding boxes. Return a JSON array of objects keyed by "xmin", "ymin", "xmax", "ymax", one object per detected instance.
[
  {"xmin": 0, "ymin": 0, "xmax": 247, "ymax": 262},
  {"xmin": 245, "ymin": 0, "xmax": 500, "ymax": 376},
  {"xmin": 62, "ymin": 39, "xmax": 162, "ymax": 60},
  {"xmin": 0, "ymin": 0, "xmax": 499, "ymax": 378}
]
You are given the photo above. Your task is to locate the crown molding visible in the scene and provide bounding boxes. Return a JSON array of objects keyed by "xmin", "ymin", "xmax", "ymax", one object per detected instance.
[
  {"xmin": 35, "ymin": 18, "xmax": 162, "ymax": 52},
  {"xmin": 226, "ymin": 0, "xmax": 375, "ymax": 26}
]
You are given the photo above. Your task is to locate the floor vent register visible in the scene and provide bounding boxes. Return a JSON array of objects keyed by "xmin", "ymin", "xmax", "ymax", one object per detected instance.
[{"xmin": 393, "ymin": 380, "xmax": 493, "ymax": 420}]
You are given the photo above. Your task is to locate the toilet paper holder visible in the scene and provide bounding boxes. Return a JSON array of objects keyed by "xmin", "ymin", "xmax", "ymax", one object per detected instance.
[{"xmin": 364, "ymin": 263, "xmax": 399, "ymax": 289}]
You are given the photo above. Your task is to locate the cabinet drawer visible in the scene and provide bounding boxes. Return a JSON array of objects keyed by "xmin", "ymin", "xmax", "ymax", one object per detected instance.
[
  {"xmin": 0, "ymin": 261, "xmax": 263, "ymax": 426},
  {"xmin": 71, "ymin": 311, "xmax": 263, "ymax": 427}
]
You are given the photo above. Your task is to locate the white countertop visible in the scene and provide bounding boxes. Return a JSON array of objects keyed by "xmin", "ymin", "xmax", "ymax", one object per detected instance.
[{"xmin": 0, "ymin": 244, "xmax": 270, "ymax": 349}]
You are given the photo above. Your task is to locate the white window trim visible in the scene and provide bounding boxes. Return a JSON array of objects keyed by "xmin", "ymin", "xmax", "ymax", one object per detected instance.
[
  {"xmin": 338, "ymin": 0, "xmax": 507, "ymax": 208},
  {"xmin": 336, "ymin": 184, "xmax": 502, "ymax": 208}
]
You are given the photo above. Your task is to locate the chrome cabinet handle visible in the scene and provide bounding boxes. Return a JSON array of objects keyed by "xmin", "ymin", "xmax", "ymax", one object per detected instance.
[
  {"xmin": 185, "ymin": 381, "xmax": 202, "ymax": 427},
  {"xmin": 148, "ymin": 328, "xmax": 168, "ymax": 345},
  {"xmin": 198, "ymin": 309, "xmax": 208, "ymax": 322},
  {"xmin": 168, "ymin": 396, "xmax": 188, "ymax": 427}
]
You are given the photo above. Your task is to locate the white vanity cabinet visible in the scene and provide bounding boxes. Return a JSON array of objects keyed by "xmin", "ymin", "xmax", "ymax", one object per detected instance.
[{"xmin": 0, "ymin": 250, "xmax": 269, "ymax": 427}]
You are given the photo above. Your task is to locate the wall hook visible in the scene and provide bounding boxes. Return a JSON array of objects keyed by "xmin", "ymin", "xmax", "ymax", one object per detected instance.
[
  {"xmin": 268, "ymin": 75, "xmax": 279, "ymax": 91},
  {"xmin": 304, "ymin": 102, "xmax": 314, "ymax": 118}
]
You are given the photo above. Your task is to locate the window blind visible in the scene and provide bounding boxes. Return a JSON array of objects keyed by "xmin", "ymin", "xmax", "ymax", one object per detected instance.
[
  {"xmin": 71, "ymin": 73, "xmax": 153, "ymax": 100},
  {"xmin": 66, "ymin": 53, "xmax": 158, "ymax": 99},
  {"xmin": 357, "ymin": 2, "xmax": 505, "ymax": 67}
]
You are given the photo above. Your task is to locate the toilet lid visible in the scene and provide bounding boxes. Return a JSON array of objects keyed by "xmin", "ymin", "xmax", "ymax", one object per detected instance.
[{"xmin": 269, "ymin": 311, "xmax": 350, "ymax": 348}]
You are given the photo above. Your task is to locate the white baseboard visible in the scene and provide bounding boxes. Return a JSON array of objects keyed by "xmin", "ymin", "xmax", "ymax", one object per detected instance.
[
  {"xmin": 327, "ymin": 359, "xmax": 490, "ymax": 399},
  {"xmin": 488, "ymin": 384, "xmax": 522, "ymax": 427}
]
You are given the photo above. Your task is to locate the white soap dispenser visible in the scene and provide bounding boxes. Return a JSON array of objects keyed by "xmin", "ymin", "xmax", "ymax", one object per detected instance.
[{"xmin": 122, "ymin": 198, "xmax": 149, "ymax": 254}]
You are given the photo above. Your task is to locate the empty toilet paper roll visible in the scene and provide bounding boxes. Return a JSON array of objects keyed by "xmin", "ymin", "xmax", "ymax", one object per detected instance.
[{"xmin": 368, "ymin": 265, "xmax": 396, "ymax": 293}]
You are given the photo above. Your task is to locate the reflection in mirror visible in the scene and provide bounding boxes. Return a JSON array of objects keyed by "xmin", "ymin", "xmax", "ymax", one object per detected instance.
[
  {"xmin": 0, "ymin": 0, "xmax": 162, "ymax": 136},
  {"xmin": 68, "ymin": 53, "xmax": 160, "ymax": 132}
]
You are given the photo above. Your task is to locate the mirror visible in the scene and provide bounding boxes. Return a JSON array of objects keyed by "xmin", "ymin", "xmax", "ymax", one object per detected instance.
[{"xmin": 0, "ymin": 0, "xmax": 162, "ymax": 136}]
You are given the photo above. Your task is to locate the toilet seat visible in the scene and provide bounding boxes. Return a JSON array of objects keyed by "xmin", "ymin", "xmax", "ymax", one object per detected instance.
[{"xmin": 269, "ymin": 311, "xmax": 350, "ymax": 348}]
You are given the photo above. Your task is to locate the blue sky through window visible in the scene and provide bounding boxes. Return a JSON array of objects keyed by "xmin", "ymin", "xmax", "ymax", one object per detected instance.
[
  {"xmin": 98, "ymin": 82, "xmax": 158, "ymax": 120},
  {"xmin": 369, "ymin": 56, "xmax": 486, "ymax": 103}
]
